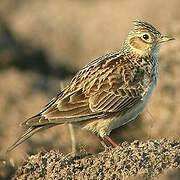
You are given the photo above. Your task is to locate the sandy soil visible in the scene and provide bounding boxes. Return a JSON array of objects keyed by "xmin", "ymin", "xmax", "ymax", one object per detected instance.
[
  {"xmin": 0, "ymin": 0, "xmax": 179, "ymax": 179},
  {"xmin": 13, "ymin": 139, "xmax": 180, "ymax": 179}
]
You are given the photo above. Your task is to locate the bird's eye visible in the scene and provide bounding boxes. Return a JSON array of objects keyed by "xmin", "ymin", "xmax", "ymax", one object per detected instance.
[{"xmin": 142, "ymin": 34, "xmax": 149, "ymax": 40}]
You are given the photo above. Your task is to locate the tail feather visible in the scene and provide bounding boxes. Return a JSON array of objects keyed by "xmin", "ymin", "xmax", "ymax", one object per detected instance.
[{"xmin": 6, "ymin": 124, "xmax": 55, "ymax": 153}]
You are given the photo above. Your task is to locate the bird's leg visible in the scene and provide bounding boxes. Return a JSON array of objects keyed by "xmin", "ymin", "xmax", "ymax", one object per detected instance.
[
  {"xmin": 104, "ymin": 136, "xmax": 118, "ymax": 148},
  {"xmin": 100, "ymin": 139, "xmax": 107, "ymax": 147},
  {"xmin": 99, "ymin": 135, "xmax": 118, "ymax": 148}
]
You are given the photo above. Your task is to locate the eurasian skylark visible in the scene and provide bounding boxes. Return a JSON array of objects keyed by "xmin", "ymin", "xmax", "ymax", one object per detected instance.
[{"xmin": 7, "ymin": 20, "xmax": 174, "ymax": 152}]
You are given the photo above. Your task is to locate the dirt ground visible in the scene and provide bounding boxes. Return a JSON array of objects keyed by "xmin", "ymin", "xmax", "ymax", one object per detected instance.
[
  {"xmin": 12, "ymin": 139, "xmax": 180, "ymax": 180},
  {"xmin": 0, "ymin": 0, "xmax": 180, "ymax": 179}
]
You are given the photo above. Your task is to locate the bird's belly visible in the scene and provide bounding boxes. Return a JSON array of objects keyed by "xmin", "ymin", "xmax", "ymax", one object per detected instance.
[{"xmin": 107, "ymin": 82, "xmax": 156, "ymax": 135}]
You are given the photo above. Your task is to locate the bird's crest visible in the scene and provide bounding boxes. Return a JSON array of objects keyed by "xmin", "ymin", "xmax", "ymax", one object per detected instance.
[{"xmin": 133, "ymin": 20, "xmax": 161, "ymax": 36}]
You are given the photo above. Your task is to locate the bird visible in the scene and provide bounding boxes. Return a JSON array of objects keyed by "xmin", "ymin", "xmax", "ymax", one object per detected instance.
[{"xmin": 7, "ymin": 20, "xmax": 174, "ymax": 152}]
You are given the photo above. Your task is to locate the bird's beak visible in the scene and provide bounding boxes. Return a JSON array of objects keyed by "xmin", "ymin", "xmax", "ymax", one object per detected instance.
[{"xmin": 158, "ymin": 35, "xmax": 175, "ymax": 43}]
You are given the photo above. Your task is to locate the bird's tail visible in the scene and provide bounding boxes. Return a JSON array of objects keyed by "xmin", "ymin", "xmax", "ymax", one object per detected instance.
[{"xmin": 6, "ymin": 124, "xmax": 55, "ymax": 153}]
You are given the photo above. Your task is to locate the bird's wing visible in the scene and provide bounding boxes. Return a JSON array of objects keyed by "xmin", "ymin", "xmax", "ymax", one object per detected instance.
[{"xmin": 21, "ymin": 52, "xmax": 145, "ymax": 127}]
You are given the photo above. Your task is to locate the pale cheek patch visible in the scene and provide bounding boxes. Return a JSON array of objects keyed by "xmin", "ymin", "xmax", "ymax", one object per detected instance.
[{"xmin": 130, "ymin": 37, "xmax": 149, "ymax": 51}]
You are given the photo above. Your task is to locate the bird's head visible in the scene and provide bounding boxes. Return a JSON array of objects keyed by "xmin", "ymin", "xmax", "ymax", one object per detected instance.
[{"xmin": 123, "ymin": 20, "xmax": 175, "ymax": 57}]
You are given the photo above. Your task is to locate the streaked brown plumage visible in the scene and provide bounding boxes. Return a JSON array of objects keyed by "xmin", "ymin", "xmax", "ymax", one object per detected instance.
[{"xmin": 7, "ymin": 20, "xmax": 174, "ymax": 152}]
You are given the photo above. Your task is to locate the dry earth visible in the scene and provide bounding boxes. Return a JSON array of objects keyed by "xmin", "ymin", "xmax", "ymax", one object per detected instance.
[
  {"xmin": 0, "ymin": 0, "xmax": 180, "ymax": 179},
  {"xmin": 13, "ymin": 139, "xmax": 180, "ymax": 179}
]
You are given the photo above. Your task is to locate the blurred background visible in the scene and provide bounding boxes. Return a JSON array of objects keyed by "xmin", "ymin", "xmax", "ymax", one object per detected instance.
[{"xmin": 0, "ymin": 0, "xmax": 180, "ymax": 179}]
